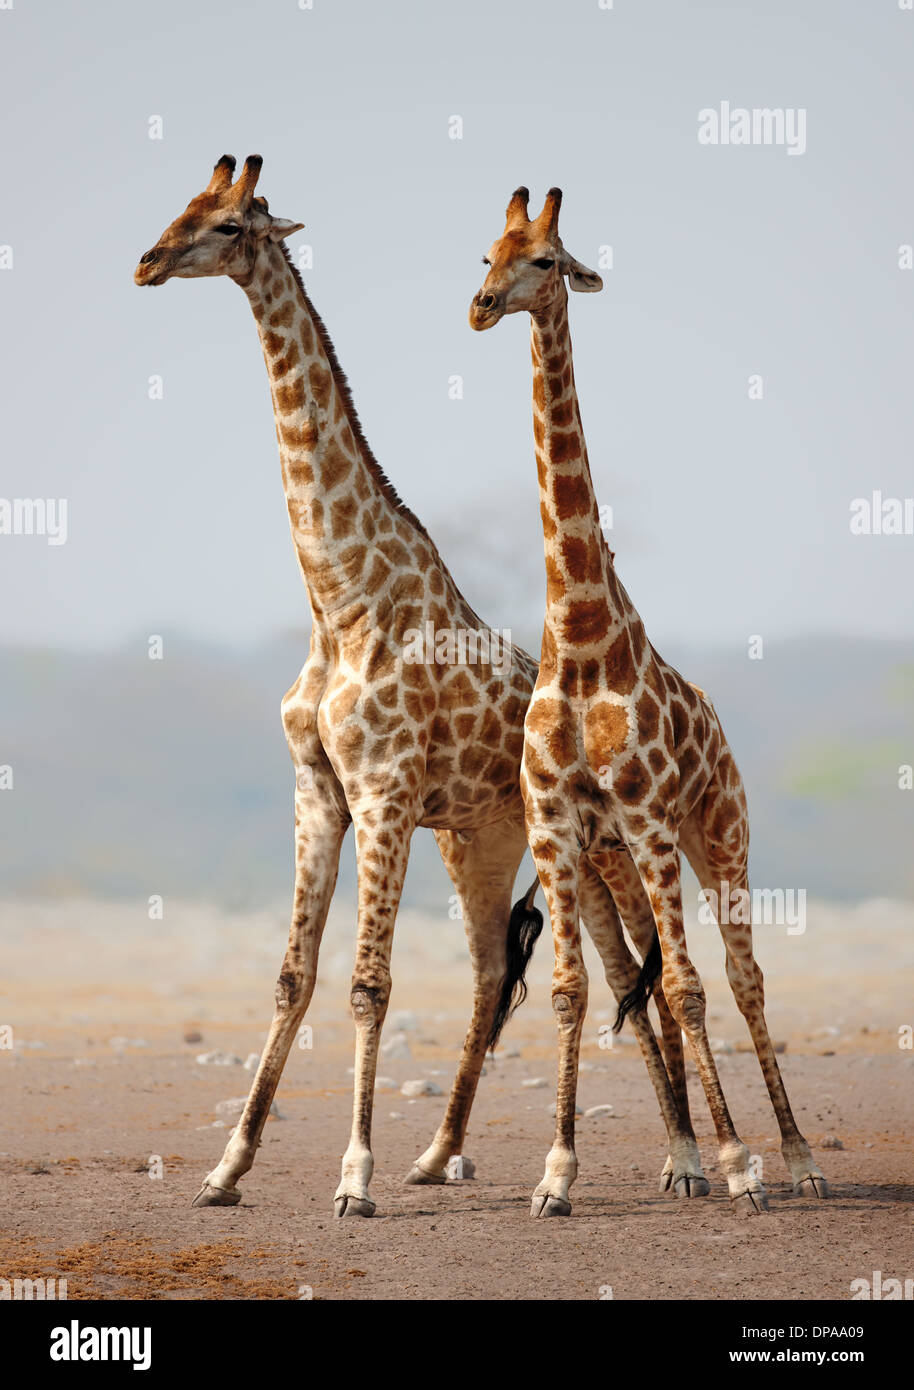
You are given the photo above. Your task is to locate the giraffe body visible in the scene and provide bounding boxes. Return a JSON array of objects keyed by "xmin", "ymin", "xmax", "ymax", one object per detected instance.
[{"xmin": 470, "ymin": 186, "xmax": 828, "ymax": 1216}]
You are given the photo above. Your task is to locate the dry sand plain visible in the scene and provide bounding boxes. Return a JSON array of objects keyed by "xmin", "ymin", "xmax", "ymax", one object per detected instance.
[{"xmin": 1, "ymin": 894, "xmax": 912, "ymax": 1301}]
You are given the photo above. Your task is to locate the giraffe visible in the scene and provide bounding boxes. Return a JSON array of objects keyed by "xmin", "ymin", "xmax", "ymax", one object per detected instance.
[
  {"xmin": 133, "ymin": 155, "xmax": 694, "ymax": 1216},
  {"xmin": 469, "ymin": 186, "xmax": 829, "ymax": 1218}
]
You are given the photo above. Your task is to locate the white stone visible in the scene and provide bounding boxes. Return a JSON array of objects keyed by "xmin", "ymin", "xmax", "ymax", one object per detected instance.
[
  {"xmin": 196, "ymin": 1050, "xmax": 243, "ymax": 1067},
  {"xmin": 446, "ymin": 1155, "xmax": 476, "ymax": 1180},
  {"xmin": 821, "ymin": 1134, "xmax": 844, "ymax": 1149},
  {"xmin": 401, "ymin": 1078, "xmax": 443, "ymax": 1098},
  {"xmin": 380, "ymin": 1031, "xmax": 412, "ymax": 1060},
  {"xmin": 521, "ymin": 1077, "xmax": 548, "ymax": 1089},
  {"xmin": 215, "ymin": 1096, "xmax": 283, "ymax": 1119},
  {"xmin": 374, "ymin": 1076, "xmax": 398, "ymax": 1091},
  {"xmin": 585, "ymin": 1104, "xmax": 614, "ymax": 1118},
  {"xmin": 243, "ymin": 1053, "xmax": 260, "ymax": 1073}
]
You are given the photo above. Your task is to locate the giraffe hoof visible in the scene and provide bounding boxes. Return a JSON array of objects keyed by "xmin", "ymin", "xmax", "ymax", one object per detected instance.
[
  {"xmin": 404, "ymin": 1163, "xmax": 446, "ymax": 1186},
  {"xmin": 334, "ymin": 1194, "xmax": 376, "ymax": 1219},
  {"xmin": 191, "ymin": 1181, "xmax": 241, "ymax": 1207},
  {"xmin": 531, "ymin": 1194, "xmax": 572, "ymax": 1218},
  {"xmin": 730, "ymin": 1187, "xmax": 769, "ymax": 1215},
  {"xmin": 672, "ymin": 1174, "xmax": 711, "ymax": 1199},
  {"xmin": 795, "ymin": 1175, "xmax": 829, "ymax": 1199}
]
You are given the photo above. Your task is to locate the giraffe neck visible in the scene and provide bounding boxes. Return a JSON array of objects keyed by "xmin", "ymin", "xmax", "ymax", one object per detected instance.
[
  {"xmin": 530, "ymin": 289, "xmax": 626, "ymax": 664},
  {"xmin": 235, "ymin": 241, "xmax": 428, "ymax": 631}
]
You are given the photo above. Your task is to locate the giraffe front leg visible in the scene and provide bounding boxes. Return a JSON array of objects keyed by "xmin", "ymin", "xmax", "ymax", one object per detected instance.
[
  {"xmin": 406, "ymin": 820, "xmax": 525, "ymax": 1185},
  {"xmin": 530, "ymin": 845, "xmax": 587, "ymax": 1218},
  {"xmin": 193, "ymin": 783, "xmax": 348, "ymax": 1207},
  {"xmin": 334, "ymin": 806, "xmax": 413, "ymax": 1218}
]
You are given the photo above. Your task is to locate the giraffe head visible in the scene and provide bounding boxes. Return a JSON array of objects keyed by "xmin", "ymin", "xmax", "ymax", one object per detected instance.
[
  {"xmin": 469, "ymin": 187, "xmax": 603, "ymax": 331},
  {"xmin": 134, "ymin": 154, "xmax": 303, "ymax": 287}
]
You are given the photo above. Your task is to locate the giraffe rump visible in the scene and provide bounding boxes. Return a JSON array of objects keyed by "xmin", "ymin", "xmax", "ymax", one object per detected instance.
[
  {"xmin": 613, "ymin": 931, "xmax": 662, "ymax": 1032},
  {"xmin": 486, "ymin": 878, "xmax": 544, "ymax": 1051}
]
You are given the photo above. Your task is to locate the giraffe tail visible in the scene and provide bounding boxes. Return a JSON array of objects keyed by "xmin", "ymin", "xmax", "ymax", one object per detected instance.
[
  {"xmin": 486, "ymin": 878, "xmax": 544, "ymax": 1051},
  {"xmin": 613, "ymin": 931, "xmax": 662, "ymax": 1033}
]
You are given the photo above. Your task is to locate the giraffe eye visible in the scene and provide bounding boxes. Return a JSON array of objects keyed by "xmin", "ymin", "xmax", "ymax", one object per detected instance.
[
  {"xmin": 532, "ymin": 257, "xmax": 554, "ymax": 269},
  {"xmin": 214, "ymin": 223, "xmax": 242, "ymax": 235},
  {"xmin": 481, "ymin": 257, "xmax": 491, "ymax": 266}
]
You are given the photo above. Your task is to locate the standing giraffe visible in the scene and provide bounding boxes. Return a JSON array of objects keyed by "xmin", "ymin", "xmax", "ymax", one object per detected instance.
[
  {"xmin": 134, "ymin": 155, "xmax": 695, "ymax": 1216},
  {"xmin": 469, "ymin": 186, "xmax": 828, "ymax": 1217}
]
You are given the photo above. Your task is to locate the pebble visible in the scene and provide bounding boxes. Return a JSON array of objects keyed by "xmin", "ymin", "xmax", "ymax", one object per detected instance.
[
  {"xmin": 446, "ymin": 1155, "xmax": 476, "ymax": 1180},
  {"xmin": 374, "ymin": 1076, "xmax": 398, "ymax": 1091},
  {"xmin": 584, "ymin": 1104, "xmax": 614, "ymax": 1118},
  {"xmin": 183, "ymin": 1030, "xmax": 203, "ymax": 1044},
  {"xmin": 709, "ymin": 1038, "xmax": 732, "ymax": 1054},
  {"xmin": 243, "ymin": 1053, "xmax": 260, "ymax": 1073},
  {"xmin": 389, "ymin": 1111, "xmax": 405, "ymax": 1120},
  {"xmin": 215, "ymin": 1096, "xmax": 283, "ymax": 1119},
  {"xmin": 195, "ymin": 1050, "xmax": 242, "ymax": 1067},
  {"xmin": 390, "ymin": 1010, "xmax": 418, "ymax": 1033},
  {"xmin": 521, "ymin": 1077, "xmax": 548, "ymax": 1089},
  {"xmin": 821, "ymin": 1134, "xmax": 844, "ymax": 1149},
  {"xmin": 380, "ymin": 1032, "xmax": 412, "ymax": 1060},
  {"xmin": 401, "ymin": 1079, "xmax": 443, "ymax": 1098}
]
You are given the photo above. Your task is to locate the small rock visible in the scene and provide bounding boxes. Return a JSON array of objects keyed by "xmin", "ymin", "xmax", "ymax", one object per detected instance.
[
  {"xmin": 215, "ymin": 1096, "xmax": 283, "ymax": 1119},
  {"xmin": 503, "ymin": 1045, "xmax": 522, "ymax": 1059},
  {"xmin": 388, "ymin": 1111, "xmax": 405, "ymax": 1120},
  {"xmin": 390, "ymin": 1010, "xmax": 418, "ymax": 1033},
  {"xmin": 585, "ymin": 1104, "xmax": 614, "ymax": 1118},
  {"xmin": 401, "ymin": 1078, "xmax": 443, "ymax": 1098},
  {"xmin": 446, "ymin": 1155, "xmax": 476, "ymax": 1180},
  {"xmin": 183, "ymin": 1030, "xmax": 203, "ymax": 1044},
  {"xmin": 196, "ymin": 1050, "xmax": 242, "ymax": 1067},
  {"xmin": 380, "ymin": 1031, "xmax": 412, "ymax": 1060},
  {"xmin": 522, "ymin": 1077, "xmax": 548, "ymax": 1089},
  {"xmin": 774, "ymin": 1041, "xmax": 787, "ymax": 1054},
  {"xmin": 709, "ymin": 1038, "xmax": 732, "ymax": 1055},
  {"xmin": 243, "ymin": 1053, "xmax": 260, "ymax": 1073},
  {"xmin": 374, "ymin": 1076, "xmax": 398, "ymax": 1091},
  {"xmin": 821, "ymin": 1134, "xmax": 844, "ymax": 1150}
]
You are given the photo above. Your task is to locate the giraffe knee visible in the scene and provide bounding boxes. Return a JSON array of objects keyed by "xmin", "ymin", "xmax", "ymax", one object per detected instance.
[
  {"xmin": 350, "ymin": 981, "xmax": 390, "ymax": 1027},
  {"xmin": 663, "ymin": 975, "xmax": 707, "ymax": 1032},
  {"xmin": 275, "ymin": 966, "xmax": 308, "ymax": 1013},
  {"xmin": 552, "ymin": 988, "xmax": 587, "ymax": 1029}
]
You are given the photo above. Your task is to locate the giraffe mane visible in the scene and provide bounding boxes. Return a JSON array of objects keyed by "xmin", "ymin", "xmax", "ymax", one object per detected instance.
[{"xmin": 277, "ymin": 243, "xmax": 432, "ymax": 543}]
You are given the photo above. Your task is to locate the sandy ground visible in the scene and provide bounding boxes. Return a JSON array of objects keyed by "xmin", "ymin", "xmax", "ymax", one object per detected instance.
[{"xmin": 1, "ymin": 895, "xmax": 912, "ymax": 1301}]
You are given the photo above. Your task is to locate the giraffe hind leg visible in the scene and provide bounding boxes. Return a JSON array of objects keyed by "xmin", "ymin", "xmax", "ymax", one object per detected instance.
[
  {"xmin": 680, "ymin": 765, "xmax": 828, "ymax": 1200},
  {"xmin": 579, "ymin": 858, "xmax": 709, "ymax": 1198},
  {"xmin": 405, "ymin": 819, "xmax": 530, "ymax": 1184}
]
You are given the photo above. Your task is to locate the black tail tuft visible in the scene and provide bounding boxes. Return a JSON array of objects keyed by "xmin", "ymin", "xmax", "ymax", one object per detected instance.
[
  {"xmin": 613, "ymin": 931, "xmax": 662, "ymax": 1033},
  {"xmin": 486, "ymin": 878, "xmax": 544, "ymax": 1052}
]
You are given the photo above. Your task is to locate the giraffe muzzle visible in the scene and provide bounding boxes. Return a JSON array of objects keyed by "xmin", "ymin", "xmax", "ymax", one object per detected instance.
[
  {"xmin": 469, "ymin": 289, "xmax": 503, "ymax": 331},
  {"xmin": 134, "ymin": 247, "xmax": 172, "ymax": 287}
]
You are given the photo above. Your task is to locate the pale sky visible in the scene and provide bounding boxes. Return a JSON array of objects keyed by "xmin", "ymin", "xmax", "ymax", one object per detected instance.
[{"xmin": 1, "ymin": 0, "xmax": 912, "ymax": 651}]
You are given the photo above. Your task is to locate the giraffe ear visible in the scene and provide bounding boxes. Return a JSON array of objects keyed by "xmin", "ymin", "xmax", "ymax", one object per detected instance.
[
  {"xmin": 564, "ymin": 255, "xmax": 603, "ymax": 293},
  {"xmin": 267, "ymin": 219, "xmax": 305, "ymax": 242}
]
